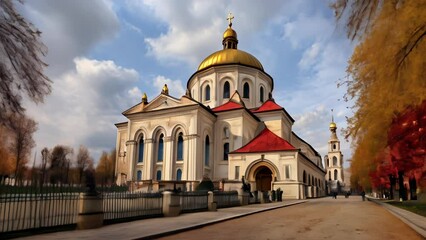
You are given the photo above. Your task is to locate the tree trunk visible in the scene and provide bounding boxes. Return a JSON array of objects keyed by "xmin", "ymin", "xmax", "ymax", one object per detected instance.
[
  {"xmin": 398, "ymin": 171, "xmax": 407, "ymax": 200},
  {"xmin": 409, "ymin": 177, "xmax": 417, "ymax": 200}
]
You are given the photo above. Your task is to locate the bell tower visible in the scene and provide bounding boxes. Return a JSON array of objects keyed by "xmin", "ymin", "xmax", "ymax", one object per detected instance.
[{"xmin": 325, "ymin": 110, "xmax": 344, "ymax": 193}]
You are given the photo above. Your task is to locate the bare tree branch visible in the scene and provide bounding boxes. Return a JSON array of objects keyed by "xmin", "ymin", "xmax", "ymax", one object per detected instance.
[{"xmin": 0, "ymin": 0, "xmax": 51, "ymax": 125}]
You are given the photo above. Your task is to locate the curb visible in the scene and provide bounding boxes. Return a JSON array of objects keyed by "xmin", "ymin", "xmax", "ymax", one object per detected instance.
[
  {"xmin": 367, "ymin": 197, "xmax": 426, "ymax": 238},
  {"xmin": 136, "ymin": 201, "xmax": 307, "ymax": 240}
]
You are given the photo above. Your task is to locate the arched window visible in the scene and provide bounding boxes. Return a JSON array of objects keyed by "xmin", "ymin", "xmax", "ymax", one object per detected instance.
[
  {"xmin": 308, "ymin": 174, "xmax": 311, "ymax": 185},
  {"xmin": 329, "ymin": 171, "xmax": 331, "ymax": 180},
  {"xmin": 137, "ymin": 170, "xmax": 142, "ymax": 181},
  {"xmin": 223, "ymin": 127, "xmax": 230, "ymax": 139},
  {"xmin": 176, "ymin": 169, "xmax": 182, "ymax": 181},
  {"xmin": 156, "ymin": 170, "xmax": 162, "ymax": 181},
  {"xmin": 205, "ymin": 85, "xmax": 210, "ymax": 101},
  {"xmin": 223, "ymin": 81, "xmax": 230, "ymax": 98},
  {"xmin": 327, "ymin": 158, "xmax": 329, "ymax": 167},
  {"xmin": 223, "ymin": 143, "xmax": 229, "ymax": 160},
  {"xmin": 333, "ymin": 156, "xmax": 337, "ymax": 166},
  {"xmin": 204, "ymin": 136, "xmax": 210, "ymax": 166},
  {"xmin": 333, "ymin": 144, "xmax": 336, "ymax": 150},
  {"xmin": 334, "ymin": 169, "xmax": 338, "ymax": 180},
  {"xmin": 158, "ymin": 134, "xmax": 164, "ymax": 162},
  {"xmin": 138, "ymin": 135, "xmax": 144, "ymax": 163},
  {"xmin": 260, "ymin": 86, "xmax": 264, "ymax": 102},
  {"xmin": 177, "ymin": 133, "xmax": 183, "ymax": 160},
  {"xmin": 243, "ymin": 82, "xmax": 250, "ymax": 98}
]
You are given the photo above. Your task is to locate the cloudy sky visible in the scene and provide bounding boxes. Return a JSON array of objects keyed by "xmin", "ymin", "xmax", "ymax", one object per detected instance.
[{"xmin": 19, "ymin": 0, "xmax": 355, "ymax": 166}]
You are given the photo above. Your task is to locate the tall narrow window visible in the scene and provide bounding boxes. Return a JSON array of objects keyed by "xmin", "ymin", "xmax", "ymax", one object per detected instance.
[
  {"xmin": 332, "ymin": 156, "xmax": 337, "ymax": 166},
  {"xmin": 223, "ymin": 81, "xmax": 230, "ymax": 98},
  {"xmin": 223, "ymin": 143, "xmax": 229, "ymax": 160},
  {"xmin": 177, "ymin": 133, "xmax": 183, "ymax": 160},
  {"xmin": 156, "ymin": 170, "xmax": 162, "ymax": 180},
  {"xmin": 260, "ymin": 86, "xmax": 264, "ymax": 102},
  {"xmin": 204, "ymin": 136, "xmax": 210, "ymax": 166},
  {"xmin": 243, "ymin": 82, "xmax": 250, "ymax": 98},
  {"xmin": 303, "ymin": 171, "xmax": 306, "ymax": 183},
  {"xmin": 329, "ymin": 171, "xmax": 331, "ymax": 180},
  {"xmin": 235, "ymin": 166, "xmax": 240, "ymax": 180},
  {"xmin": 158, "ymin": 134, "xmax": 164, "ymax": 162},
  {"xmin": 285, "ymin": 165, "xmax": 291, "ymax": 179},
  {"xmin": 334, "ymin": 169, "xmax": 338, "ymax": 180},
  {"xmin": 205, "ymin": 85, "xmax": 210, "ymax": 101},
  {"xmin": 138, "ymin": 135, "xmax": 144, "ymax": 163},
  {"xmin": 137, "ymin": 170, "xmax": 142, "ymax": 181},
  {"xmin": 327, "ymin": 158, "xmax": 329, "ymax": 167},
  {"xmin": 176, "ymin": 169, "xmax": 182, "ymax": 181}
]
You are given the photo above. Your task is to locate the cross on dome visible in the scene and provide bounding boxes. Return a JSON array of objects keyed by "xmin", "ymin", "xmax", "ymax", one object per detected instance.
[{"xmin": 227, "ymin": 12, "xmax": 234, "ymax": 27}]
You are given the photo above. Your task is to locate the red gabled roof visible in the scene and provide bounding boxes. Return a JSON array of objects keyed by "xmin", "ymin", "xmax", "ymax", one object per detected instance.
[
  {"xmin": 212, "ymin": 101, "xmax": 244, "ymax": 112},
  {"xmin": 251, "ymin": 99, "xmax": 283, "ymax": 113},
  {"xmin": 232, "ymin": 128, "xmax": 296, "ymax": 153}
]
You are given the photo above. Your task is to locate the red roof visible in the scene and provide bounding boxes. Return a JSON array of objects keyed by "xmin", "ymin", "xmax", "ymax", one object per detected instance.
[
  {"xmin": 212, "ymin": 101, "xmax": 244, "ymax": 112},
  {"xmin": 251, "ymin": 100, "xmax": 283, "ymax": 113},
  {"xmin": 232, "ymin": 128, "xmax": 296, "ymax": 153}
]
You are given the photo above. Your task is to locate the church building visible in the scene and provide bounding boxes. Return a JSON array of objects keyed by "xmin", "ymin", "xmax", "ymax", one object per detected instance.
[
  {"xmin": 115, "ymin": 15, "xmax": 326, "ymax": 199},
  {"xmin": 324, "ymin": 118, "xmax": 346, "ymax": 193}
]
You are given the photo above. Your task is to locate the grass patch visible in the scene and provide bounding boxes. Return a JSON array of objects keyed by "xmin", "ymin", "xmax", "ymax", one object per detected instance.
[{"xmin": 387, "ymin": 201, "xmax": 426, "ymax": 217}]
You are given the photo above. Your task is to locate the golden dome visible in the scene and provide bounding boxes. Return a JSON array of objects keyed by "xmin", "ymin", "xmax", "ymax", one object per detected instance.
[
  {"xmin": 198, "ymin": 49, "xmax": 264, "ymax": 72},
  {"xmin": 329, "ymin": 122, "xmax": 337, "ymax": 129},
  {"xmin": 223, "ymin": 27, "xmax": 237, "ymax": 39}
]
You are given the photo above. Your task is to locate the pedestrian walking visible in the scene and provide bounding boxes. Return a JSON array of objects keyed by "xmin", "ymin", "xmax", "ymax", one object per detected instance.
[{"xmin": 361, "ymin": 191, "xmax": 365, "ymax": 201}]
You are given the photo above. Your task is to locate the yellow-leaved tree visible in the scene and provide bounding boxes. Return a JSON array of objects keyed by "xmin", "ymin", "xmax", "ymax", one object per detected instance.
[{"xmin": 333, "ymin": 0, "xmax": 426, "ymax": 190}]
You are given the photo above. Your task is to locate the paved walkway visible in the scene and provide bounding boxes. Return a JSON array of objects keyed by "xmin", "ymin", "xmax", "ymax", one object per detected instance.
[
  {"xmin": 18, "ymin": 200, "xmax": 305, "ymax": 240},
  {"xmin": 367, "ymin": 197, "xmax": 426, "ymax": 238},
  {"xmin": 16, "ymin": 197, "xmax": 425, "ymax": 239}
]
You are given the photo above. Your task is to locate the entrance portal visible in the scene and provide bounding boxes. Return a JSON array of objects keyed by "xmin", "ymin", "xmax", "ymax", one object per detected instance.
[{"xmin": 255, "ymin": 167, "xmax": 272, "ymax": 191}]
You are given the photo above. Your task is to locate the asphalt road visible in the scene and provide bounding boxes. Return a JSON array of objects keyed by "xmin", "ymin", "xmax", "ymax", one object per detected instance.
[{"xmin": 158, "ymin": 196, "xmax": 423, "ymax": 240}]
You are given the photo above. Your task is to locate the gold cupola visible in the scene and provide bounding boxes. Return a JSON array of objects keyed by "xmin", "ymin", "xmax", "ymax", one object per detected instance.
[
  {"xmin": 329, "ymin": 109, "xmax": 337, "ymax": 132},
  {"xmin": 329, "ymin": 122, "xmax": 337, "ymax": 131},
  {"xmin": 197, "ymin": 13, "xmax": 264, "ymax": 72},
  {"xmin": 142, "ymin": 92, "xmax": 148, "ymax": 104}
]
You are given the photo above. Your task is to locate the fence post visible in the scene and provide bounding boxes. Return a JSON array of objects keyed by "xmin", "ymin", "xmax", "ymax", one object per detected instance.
[
  {"xmin": 162, "ymin": 191, "xmax": 180, "ymax": 217},
  {"xmin": 208, "ymin": 191, "xmax": 217, "ymax": 211},
  {"xmin": 76, "ymin": 192, "xmax": 103, "ymax": 229},
  {"xmin": 237, "ymin": 189, "xmax": 249, "ymax": 205}
]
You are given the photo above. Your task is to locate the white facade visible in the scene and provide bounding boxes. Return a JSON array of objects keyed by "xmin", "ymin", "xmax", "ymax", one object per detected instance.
[{"xmin": 114, "ymin": 22, "xmax": 326, "ymax": 199}]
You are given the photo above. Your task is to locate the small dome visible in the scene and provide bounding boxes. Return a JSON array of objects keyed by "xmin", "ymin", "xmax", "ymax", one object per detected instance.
[
  {"xmin": 198, "ymin": 49, "xmax": 264, "ymax": 72},
  {"xmin": 329, "ymin": 122, "xmax": 337, "ymax": 129},
  {"xmin": 223, "ymin": 27, "xmax": 237, "ymax": 39}
]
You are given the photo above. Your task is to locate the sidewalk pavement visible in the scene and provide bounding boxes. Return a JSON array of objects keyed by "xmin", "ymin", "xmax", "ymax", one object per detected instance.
[
  {"xmin": 367, "ymin": 197, "xmax": 426, "ymax": 238},
  {"xmin": 18, "ymin": 200, "xmax": 306, "ymax": 240}
]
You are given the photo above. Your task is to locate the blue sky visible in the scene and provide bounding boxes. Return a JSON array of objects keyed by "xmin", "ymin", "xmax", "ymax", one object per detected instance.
[{"xmin": 19, "ymin": 0, "xmax": 354, "ymax": 166}]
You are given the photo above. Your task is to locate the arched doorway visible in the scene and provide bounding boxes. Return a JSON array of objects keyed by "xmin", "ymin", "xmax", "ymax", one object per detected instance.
[{"xmin": 255, "ymin": 167, "xmax": 272, "ymax": 191}]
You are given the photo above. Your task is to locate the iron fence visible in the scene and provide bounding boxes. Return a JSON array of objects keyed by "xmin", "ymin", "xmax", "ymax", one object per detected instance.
[
  {"xmin": 0, "ymin": 183, "xmax": 80, "ymax": 235},
  {"xmin": 179, "ymin": 191, "xmax": 208, "ymax": 213},
  {"xmin": 213, "ymin": 191, "xmax": 240, "ymax": 208},
  {"xmin": 102, "ymin": 192, "xmax": 163, "ymax": 223}
]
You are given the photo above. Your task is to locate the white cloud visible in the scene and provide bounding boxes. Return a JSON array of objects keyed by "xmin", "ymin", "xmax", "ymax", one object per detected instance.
[
  {"xmin": 125, "ymin": 0, "xmax": 300, "ymax": 67},
  {"xmin": 25, "ymin": 58, "xmax": 140, "ymax": 162},
  {"xmin": 283, "ymin": 13, "xmax": 333, "ymax": 49},
  {"xmin": 23, "ymin": 0, "xmax": 120, "ymax": 76},
  {"xmin": 292, "ymin": 105, "xmax": 351, "ymax": 167},
  {"xmin": 298, "ymin": 42, "xmax": 321, "ymax": 69},
  {"xmin": 153, "ymin": 75, "xmax": 185, "ymax": 98}
]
